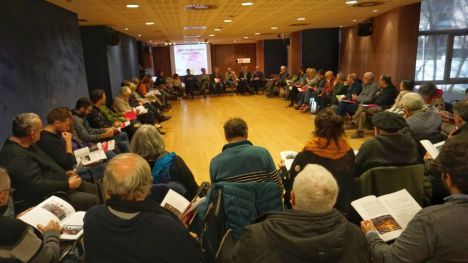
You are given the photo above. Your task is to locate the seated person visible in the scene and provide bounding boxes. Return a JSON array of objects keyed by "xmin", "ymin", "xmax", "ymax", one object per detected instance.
[
  {"xmin": 284, "ymin": 109, "xmax": 355, "ymax": 216},
  {"xmin": 361, "ymin": 136, "xmax": 468, "ymax": 262},
  {"xmin": 37, "ymin": 107, "xmax": 77, "ymax": 171},
  {"xmin": 73, "ymin": 97, "xmax": 129, "ymax": 153},
  {"xmin": 351, "ymin": 74, "xmax": 398, "ymax": 138},
  {"xmin": 295, "ymin": 67, "xmax": 317, "ymax": 108},
  {"xmin": 287, "ymin": 66, "xmax": 307, "ymax": 108},
  {"xmin": 331, "ymin": 73, "xmax": 347, "ymax": 104},
  {"xmin": 314, "ymin": 70, "xmax": 335, "ymax": 113},
  {"xmin": 124, "ymin": 84, "xmax": 171, "ymax": 126},
  {"xmin": 386, "ymin": 79, "xmax": 415, "ymax": 115},
  {"xmin": 300, "ymin": 69, "xmax": 326, "ymax": 113},
  {"xmin": 224, "ymin": 67, "xmax": 238, "ymax": 93},
  {"xmin": 401, "ymin": 93, "xmax": 445, "ymax": 160},
  {"xmin": 83, "ymin": 153, "xmax": 202, "ymax": 263},
  {"xmin": 335, "ymin": 73, "xmax": 363, "ymax": 115},
  {"xmin": 355, "ymin": 112, "xmax": 419, "ymax": 176},
  {"xmin": 130, "ymin": 125, "xmax": 198, "ymax": 199},
  {"xmin": 184, "ymin": 69, "xmax": 198, "ymax": 99},
  {"xmin": 131, "ymin": 77, "xmax": 166, "ymax": 111},
  {"xmin": 338, "ymin": 72, "xmax": 377, "ymax": 117},
  {"xmin": 1, "ymin": 168, "xmax": 61, "ymax": 263},
  {"xmin": 237, "ymin": 65, "xmax": 251, "ymax": 95},
  {"xmin": 232, "ymin": 164, "xmax": 369, "ymax": 263},
  {"xmin": 418, "ymin": 82, "xmax": 445, "ymax": 112},
  {"xmin": 250, "ymin": 65, "xmax": 265, "ymax": 94},
  {"xmin": 210, "ymin": 118, "xmax": 283, "ymax": 194},
  {"xmin": 210, "ymin": 67, "xmax": 225, "ymax": 95},
  {"xmin": 0, "ymin": 113, "xmax": 98, "ymax": 212},
  {"xmin": 198, "ymin": 68, "xmax": 211, "ymax": 98}
]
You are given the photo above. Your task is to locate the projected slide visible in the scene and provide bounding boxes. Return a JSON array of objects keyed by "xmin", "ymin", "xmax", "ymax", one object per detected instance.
[{"xmin": 171, "ymin": 44, "xmax": 211, "ymax": 75}]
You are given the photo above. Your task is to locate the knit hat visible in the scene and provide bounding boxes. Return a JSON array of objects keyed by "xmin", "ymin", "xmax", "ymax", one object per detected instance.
[{"xmin": 372, "ymin": 112, "xmax": 407, "ymax": 132}]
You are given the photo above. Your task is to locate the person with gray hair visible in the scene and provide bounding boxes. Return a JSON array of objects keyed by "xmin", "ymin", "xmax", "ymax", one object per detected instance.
[
  {"xmin": 83, "ymin": 153, "xmax": 202, "ymax": 263},
  {"xmin": 130, "ymin": 125, "xmax": 198, "ymax": 199},
  {"xmin": 232, "ymin": 164, "xmax": 368, "ymax": 263},
  {"xmin": 0, "ymin": 167, "xmax": 14, "ymax": 217},
  {"xmin": 402, "ymin": 92, "xmax": 444, "ymax": 160},
  {"xmin": 0, "ymin": 113, "xmax": 98, "ymax": 213}
]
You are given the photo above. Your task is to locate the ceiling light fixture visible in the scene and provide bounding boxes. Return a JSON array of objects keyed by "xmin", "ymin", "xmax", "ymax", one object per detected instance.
[
  {"xmin": 124, "ymin": 28, "xmax": 128, "ymax": 31},
  {"xmin": 224, "ymin": 19, "xmax": 233, "ymax": 23},
  {"xmin": 241, "ymin": 2, "xmax": 254, "ymax": 6},
  {"xmin": 243, "ymin": 36, "xmax": 249, "ymax": 39},
  {"xmin": 254, "ymin": 32, "xmax": 261, "ymax": 35},
  {"xmin": 145, "ymin": 22, "xmax": 154, "ymax": 25},
  {"xmin": 353, "ymin": 19, "xmax": 357, "ymax": 22},
  {"xmin": 271, "ymin": 26, "xmax": 278, "ymax": 30},
  {"xmin": 126, "ymin": 4, "xmax": 139, "ymax": 8},
  {"xmin": 345, "ymin": 0, "xmax": 358, "ymax": 4},
  {"xmin": 138, "ymin": 34, "xmax": 142, "ymax": 37},
  {"xmin": 373, "ymin": 9, "xmax": 378, "ymax": 12},
  {"xmin": 297, "ymin": 17, "xmax": 306, "ymax": 21},
  {"xmin": 234, "ymin": 40, "xmax": 238, "ymax": 43},
  {"xmin": 208, "ymin": 34, "xmax": 215, "ymax": 37},
  {"xmin": 214, "ymin": 28, "xmax": 222, "ymax": 31},
  {"xmin": 184, "ymin": 26, "xmax": 207, "ymax": 30}
]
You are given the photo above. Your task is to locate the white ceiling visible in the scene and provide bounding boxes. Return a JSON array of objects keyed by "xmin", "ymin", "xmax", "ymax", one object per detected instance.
[{"xmin": 47, "ymin": 0, "xmax": 421, "ymax": 44}]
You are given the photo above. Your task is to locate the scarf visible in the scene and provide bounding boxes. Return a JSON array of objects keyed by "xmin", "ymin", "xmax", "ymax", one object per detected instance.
[{"xmin": 303, "ymin": 136, "xmax": 351, "ymax": 160}]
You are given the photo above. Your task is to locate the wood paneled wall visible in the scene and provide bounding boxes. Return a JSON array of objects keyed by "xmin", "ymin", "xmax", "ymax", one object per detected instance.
[
  {"xmin": 340, "ymin": 3, "xmax": 420, "ymax": 85},
  {"xmin": 289, "ymin": 31, "xmax": 302, "ymax": 72},
  {"xmin": 211, "ymin": 43, "xmax": 257, "ymax": 74},
  {"xmin": 256, "ymin": 40, "xmax": 264, "ymax": 72},
  {"xmin": 152, "ymin": 46, "xmax": 172, "ymax": 76}
]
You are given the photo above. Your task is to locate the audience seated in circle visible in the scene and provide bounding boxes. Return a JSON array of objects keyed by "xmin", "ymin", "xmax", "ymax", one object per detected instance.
[
  {"xmin": 130, "ymin": 124, "xmax": 199, "ymax": 200},
  {"xmin": 335, "ymin": 73, "xmax": 363, "ymax": 115},
  {"xmin": 0, "ymin": 113, "xmax": 99, "ymax": 213},
  {"xmin": 83, "ymin": 153, "xmax": 201, "ymax": 263},
  {"xmin": 361, "ymin": 136, "xmax": 468, "ymax": 262},
  {"xmin": 232, "ymin": 164, "xmax": 369, "ymax": 263},
  {"xmin": 284, "ymin": 108, "xmax": 355, "ymax": 217},
  {"xmin": 418, "ymin": 82, "xmax": 445, "ymax": 112},
  {"xmin": 0, "ymin": 168, "xmax": 61, "ymax": 263},
  {"xmin": 386, "ymin": 79, "xmax": 415, "ymax": 115},
  {"xmin": 250, "ymin": 65, "xmax": 265, "ymax": 94},
  {"xmin": 355, "ymin": 112, "xmax": 419, "ymax": 176}
]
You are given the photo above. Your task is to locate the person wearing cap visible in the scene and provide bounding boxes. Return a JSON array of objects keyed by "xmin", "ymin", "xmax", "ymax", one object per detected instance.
[
  {"xmin": 361, "ymin": 136, "xmax": 468, "ymax": 262},
  {"xmin": 354, "ymin": 112, "xmax": 418, "ymax": 176}
]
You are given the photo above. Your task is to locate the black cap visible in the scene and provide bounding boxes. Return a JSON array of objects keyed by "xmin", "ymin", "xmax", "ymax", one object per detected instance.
[{"xmin": 372, "ymin": 112, "xmax": 407, "ymax": 132}]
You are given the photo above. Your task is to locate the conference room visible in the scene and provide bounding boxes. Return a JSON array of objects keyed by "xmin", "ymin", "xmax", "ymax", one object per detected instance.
[{"xmin": 1, "ymin": 0, "xmax": 468, "ymax": 262}]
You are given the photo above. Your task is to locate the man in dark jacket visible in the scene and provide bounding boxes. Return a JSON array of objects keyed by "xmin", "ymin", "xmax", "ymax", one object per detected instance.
[
  {"xmin": 0, "ymin": 113, "xmax": 98, "ymax": 213},
  {"xmin": 355, "ymin": 112, "xmax": 419, "ymax": 176},
  {"xmin": 351, "ymin": 74, "xmax": 398, "ymax": 138},
  {"xmin": 232, "ymin": 164, "xmax": 369, "ymax": 263},
  {"xmin": 84, "ymin": 153, "xmax": 202, "ymax": 263}
]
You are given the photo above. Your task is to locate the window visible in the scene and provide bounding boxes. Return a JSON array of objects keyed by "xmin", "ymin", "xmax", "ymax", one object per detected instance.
[{"xmin": 416, "ymin": 0, "xmax": 468, "ymax": 100}]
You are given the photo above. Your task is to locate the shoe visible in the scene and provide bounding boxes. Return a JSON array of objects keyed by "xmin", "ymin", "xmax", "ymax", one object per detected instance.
[
  {"xmin": 344, "ymin": 123, "xmax": 356, "ymax": 130},
  {"xmin": 287, "ymin": 104, "xmax": 293, "ymax": 108},
  {"xmin": 300, "ymin": 106, "xmax": 310, "ymax": 112},
  {"xmin": 159, "ymin": 115, "xmax": 172, "ymax": 123},
  {"xmin": 351, "ymin": 131, "xmax": 364, "ymax": 139}
]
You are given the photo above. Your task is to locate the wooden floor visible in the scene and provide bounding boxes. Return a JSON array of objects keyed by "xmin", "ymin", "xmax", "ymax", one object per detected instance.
[{"xmin": 162, "ymin": 94, "xmax": 369, "ymax": 184}]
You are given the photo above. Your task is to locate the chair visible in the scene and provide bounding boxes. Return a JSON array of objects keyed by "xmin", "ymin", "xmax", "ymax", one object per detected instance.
[
  {"xmin": 354, "ymin": 164, "xmax": 427, "ymax": 206},
  {"xmin": 195, "ymin": 181, "xmax": 283, "ymax": 262}
]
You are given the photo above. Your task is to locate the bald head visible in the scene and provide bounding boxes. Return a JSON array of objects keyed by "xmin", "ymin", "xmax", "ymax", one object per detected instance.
[
  {"xmin": 103, "ymin": 153, "xmax": 153, "ymax": 201},
  {"xmin": 363, "ymin": 72, "xmax": 375, "ymax": 85}
]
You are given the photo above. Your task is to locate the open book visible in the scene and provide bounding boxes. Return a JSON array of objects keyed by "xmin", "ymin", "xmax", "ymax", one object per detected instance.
[
  {"xmin": 280, "ymin": 151, "xmax": 297, "ymax": 171},
  {"xmin": 420, "ymin": 140, "xmax": 445, "ymax": 159},
  {"xmin": 135, "ymin": 105, "xmax": 148, "ymax": 115},
  {"xmin": 351, "ymin": 189, "xmax": 422, "ymax": 242},
  {"xmin": 73, "ymin": 141, "xmax": 113, "ymax": 166},
  {"xmin": 161, "ymin": 189, "xmax": 206, "ymax": 221},
  {"xmin": 19, "ymin": 196, "xmax": 85, "ymax": 240}
]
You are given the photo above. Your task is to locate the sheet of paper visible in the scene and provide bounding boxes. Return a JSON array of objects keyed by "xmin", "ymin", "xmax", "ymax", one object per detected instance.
[
  {"xmin": 61, "ymin": 211, "xmax": 86, "ymax": 240},
  {"xmin": 161, "ymin": 189, "xmax": 190, "ymax": 217}
]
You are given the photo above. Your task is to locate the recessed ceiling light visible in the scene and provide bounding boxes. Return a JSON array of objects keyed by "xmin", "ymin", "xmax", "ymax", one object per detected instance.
[
  {"xmin": 145, "ymin": 22, "xmax": 154, "ymax": 25},
  {"xmin": 224, "ymin": 19, "xmax": 233, "ymax": 23},
  {"xmin": 241, "ymin": 2, "xmax": 254, "ymax": 6},
  {"xmin": 340, "ymin": 25, "xmax": 344, "ymax": 28},
  {"xmin": 208, "ymin": 34, "xmax": 215, "ymax": 37},
  {"xmin": 126, "ymin": 4, "xmax": 139, "ymax": 8},
  {"xmin": 138, "ymin": 34, "xmax": 142, "ymax": 37},
  {"xmin": 214, "ymin": 28, "xmax": 222, "ymax": 31},
  {"xmin": 373, "ymin": 9, "xmax": 378, "ymax": 13},
  {"xmin": 149, "ymin": 40, "xmax": 152, "ymax": 42},
  {"xmin": 184, "ymin": 26, "xmax": 207, "ymax": 30},
  {"xmin": 243, "ymin": 36, "xmax": 249, "ymax": 39},
  {"xmin": 297, "ymin": 17, "xmax": 306, "ymax": 21},
  {"xmin": 124, "ymin": 28, "xmax": 128, "ymax": 31},
  {"xmin": 234, "ymin": 40, "xmax": 238, "ymax": 43},
  {"xmin": 353, "ymin": 19, "xmax": 357, "ymax": 22},
  {"xmin": 345, "ymin": 0, "xmax": 358, "ymax": 4},
  {"xmin": 271, "ymin": 26, "xmax": 278, "ymax": 30},
  {"xmin": 254, "ymin": 32, "xmax": 261, "ymax": 35}
]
